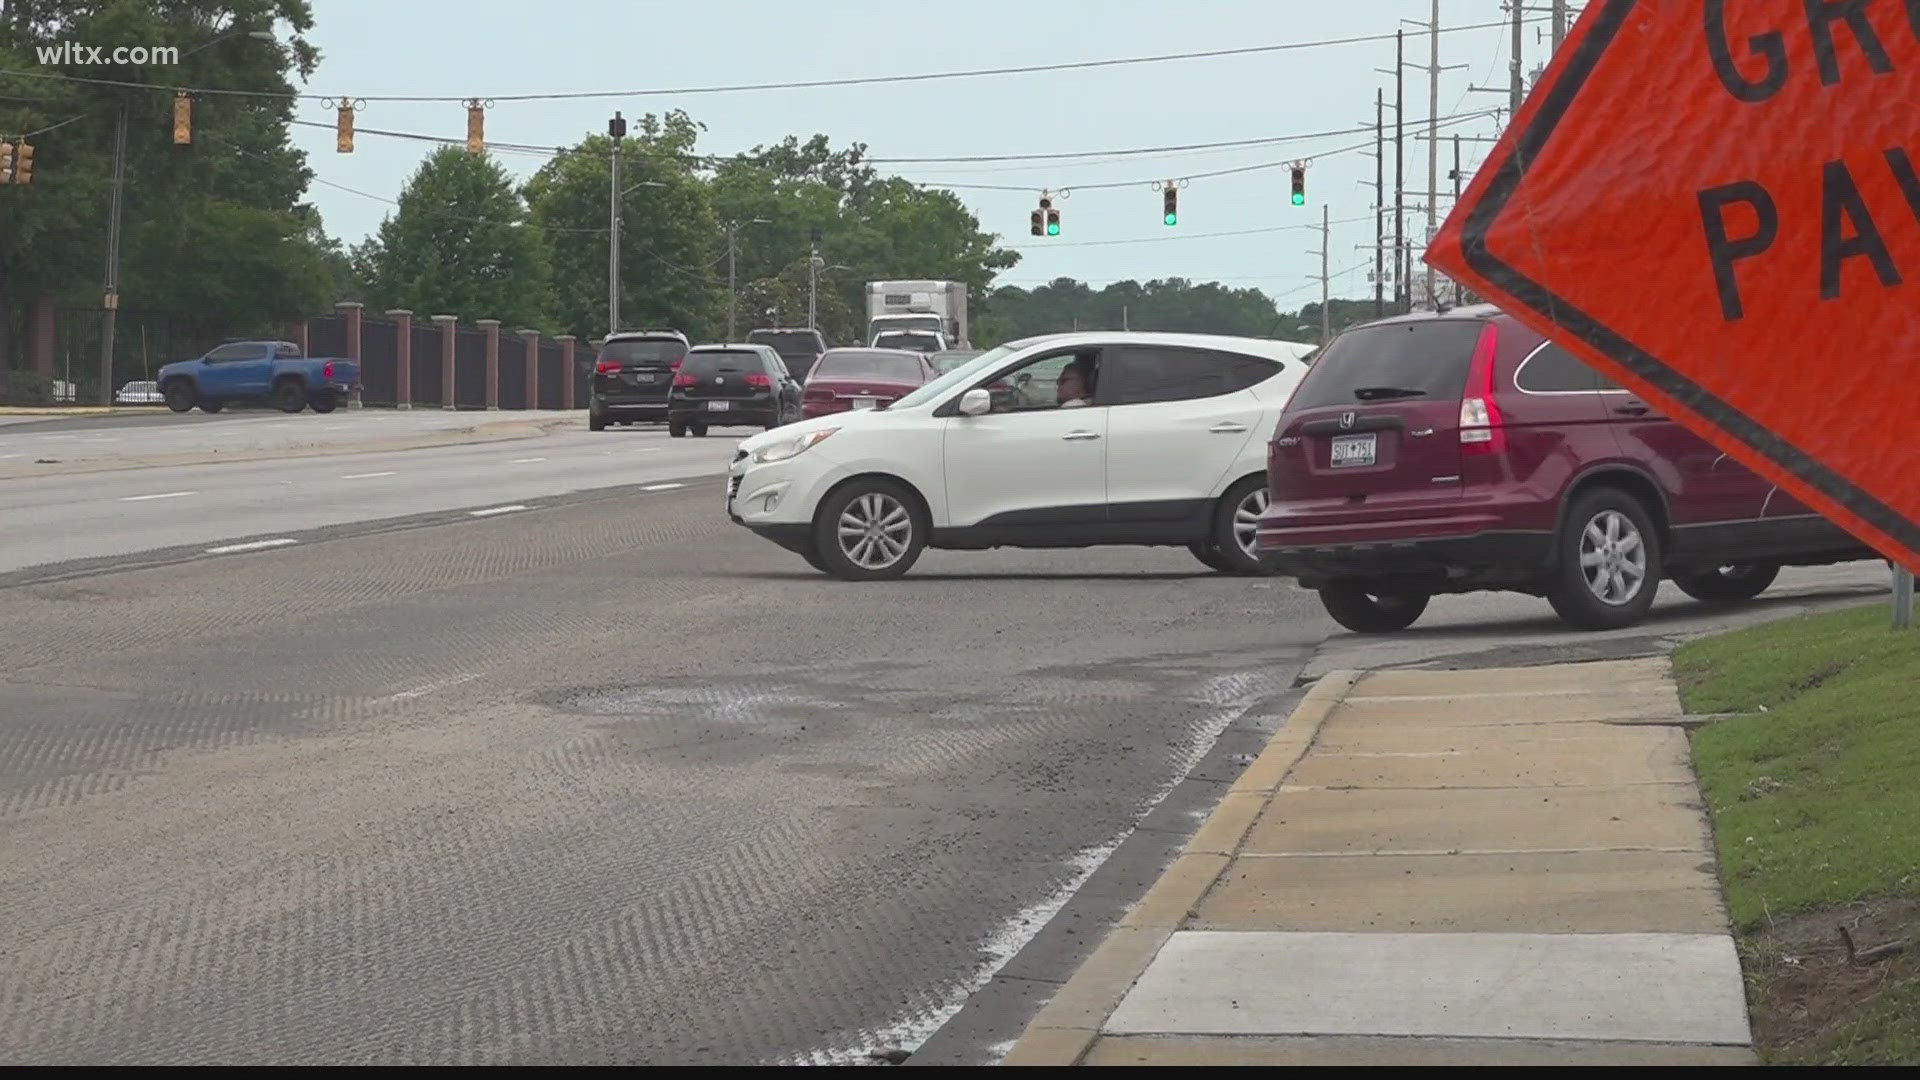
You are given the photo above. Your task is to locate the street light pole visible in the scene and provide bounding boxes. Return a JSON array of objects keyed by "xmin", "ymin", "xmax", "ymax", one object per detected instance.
[
  {"xmin": 607, "ymin": 112, "xmax": 625, "ymax": 334},
  {"xmin": 723, "ymin": 218, "xmax": 770, "ymax": 340}
]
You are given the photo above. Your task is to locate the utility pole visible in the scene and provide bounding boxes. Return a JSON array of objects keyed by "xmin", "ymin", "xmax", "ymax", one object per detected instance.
[
  {"xmin": 723, "ymin": 218, "xmax": 770, "ymax": 340},
  {"xmin": 1552, "ymin": 0, "xmax": 1569, "ymax": 51},
  {"xmin": 1122, "ymin": 305, "xmax": 1129, "ymax": 331},
  {"xmin": 1452, "ymin": 133, "xmax": 1466, "ymax": 305},
  {"xmin": 1374, "ymin": 88, "xmax": 1385, "ymax": 319},
  {"xmin": 807, "ymin": 225, "xmax": 823, "ymax": 332},
  {"xmin": 607, "ymin": 112, "xmax": 625, "ymax": 334},
  {"xmin": 1394, "ymin": 29, "xmax": 1406, "ymax": 314},
  {"xmin": 1511, "ymin": 0, "xmax": 1526, "ymax": 114},
  {"xmin": 98, "ymin": 99, "xmax": 129, "ymax": 405},
  {"xmin": 1426, "ymin": 0, "xmax": 1441, "ymax": 311},
  {"xmin": 1318, "ymin": 205, "xmax": 1331, "ymax": 344}
]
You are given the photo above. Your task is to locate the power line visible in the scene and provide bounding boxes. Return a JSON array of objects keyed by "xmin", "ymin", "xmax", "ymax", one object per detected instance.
[
  {"xmin": 1003, "ymin": 214, "xmax": 1374, "ymax": 250},
  {"xmin": 0, "ymin": 17, "xmax": 1546, "ymax": 103}
]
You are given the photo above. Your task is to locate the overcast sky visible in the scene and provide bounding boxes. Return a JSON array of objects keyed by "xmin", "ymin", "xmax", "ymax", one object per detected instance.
[{"xmin": 293, "ymin": 0, "xmax": 1549, "ymax": 306}]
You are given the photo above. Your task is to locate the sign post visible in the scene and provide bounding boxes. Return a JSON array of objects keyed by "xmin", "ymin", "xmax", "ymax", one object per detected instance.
[
  {"xmin": 1895, "ymin": 566, "xmax": 1915, "ymax": 630},
  {"xmin": 1426, "ymin": 0, "xmax": 1920, "ymax": 580}
]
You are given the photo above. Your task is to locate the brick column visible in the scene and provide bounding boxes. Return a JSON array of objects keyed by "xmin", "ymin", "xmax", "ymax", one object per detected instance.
[
  {"xmin": 335, "ymin": 301, "xmax": 364, "ymax": 408},
  {"xmin": 433, "ymin": 315, "xmax": 457, "ymax": 409},
  {"xmin": 30, "ymin": 298, "xmax": 55, "ymax": 377},
  {"xmin": 519, "ymin": 328, "xmax": 539, "ymax": 411},
  {"xmin": 478, "ymin": 319, "xmax": 501, "ymax": 410},
  {"xmin": 556, "ymin": 335, "xmax": 577, "ymax": 410},
  {"xmin": 387, "ymin": 310, "xmax": 413, "ymax": 409}
]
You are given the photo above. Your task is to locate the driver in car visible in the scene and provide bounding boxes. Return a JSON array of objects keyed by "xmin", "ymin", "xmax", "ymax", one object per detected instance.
[{"xmin": 1056, "ymin": 359, "xmax": 1094, "ymax": 408}]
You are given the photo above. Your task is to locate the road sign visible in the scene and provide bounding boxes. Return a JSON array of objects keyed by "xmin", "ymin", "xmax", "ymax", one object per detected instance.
[{"xmin": 1426, "ymin": 0, "xmax": 1920, "ymax": 572}]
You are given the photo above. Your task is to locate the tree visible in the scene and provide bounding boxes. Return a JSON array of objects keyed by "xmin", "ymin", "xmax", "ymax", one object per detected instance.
[
  {"xmin": 977, "ymin": 278, "xmax": 1282, "ymax": 345},
  {"xmin": 357, "ymin": 146, "xmax": 549, "ymax": 329},
  {"xmin": 524, "ymin": 111, "xmax": 722, "ymax": 341}
]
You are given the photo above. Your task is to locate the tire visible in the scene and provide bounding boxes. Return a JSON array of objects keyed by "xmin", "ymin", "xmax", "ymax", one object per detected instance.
[
  {"xmin": 689, "ymin": 421, "xmax": 708, "ymax": 437},
  {"xmin": 272, "ymin": 379, "xmax": 307, "ymax": 413},
  {"xmin": 199, "ymin": 399, "xmax": 224, "ymax": 414},
  {"xmin": 163, "ymin": 381, "xmax": 195, "ymax": 413},
  {"xmin": 589, "ymin": 411, "xmax": 607, "ymax": 432},
  {"xmin": 797, "ymin": 542, "xmax": 832, "ymax": 574},
  {"xmin": 1672, "ymin": 562, "xmax": 1779, "ymax": 603},
  {"xmin": 811, "ymin": 479, "xmax": 926, "ymax": 580},
  {"xmin": 1204, "ymin": 475, "xmax": 1276, "ymax": 576},
  {"xmin": 668, "ymin": 419, "xmax": 686, "ymax": 437},
  {"xmin": 308, "ymin": 390, "xmax": 337, "ymax": 414},
  {"xmin": 1318, "ymin": 582, "xmax": 1431, "ymax": 633},
  {"xmin": 1188, "ymin": 542, "xmax": 1236, "ymax": 573},
  {"xmin": 1546, "ymin": 486, "xmax": 1664, "ymax": 630}
]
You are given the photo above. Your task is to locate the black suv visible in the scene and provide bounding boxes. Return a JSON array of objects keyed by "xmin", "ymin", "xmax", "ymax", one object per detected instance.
[
  {"xmin": 745, "ymin": 328, "xmax": 827, "ymax": 382},
  {"xmin": 668, "ymin": 344, "xmax": 803, "ymax": 437},
  {"xmin": 589, "ymin": 330, "xmax": 689, "ymax": 430}
]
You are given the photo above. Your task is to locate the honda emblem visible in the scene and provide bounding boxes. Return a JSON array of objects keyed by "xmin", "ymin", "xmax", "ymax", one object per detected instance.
[{"xmin": 1340, "ymin": 411, "xmax": 1356, "ymax": 429}]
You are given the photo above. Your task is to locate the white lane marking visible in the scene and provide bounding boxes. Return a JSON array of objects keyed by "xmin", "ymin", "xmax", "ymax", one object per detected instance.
[
  {"xmin": 631, "ymin": 448, "xmax": 660, "ymax": 453},
  {"xmin": 468, "ymin": 504, "xmax": 529, "ymax": 517},
  {"xmin": 120, "ymin": 490, "xmax": 197, "ymax": 502},
  {"xmin": 641, "ymin": 482, "xmax": 685, "ymax": 491},
  {"xmin": 342, "ymin": 471, "xmax": 397, "ymax": 479},
  {"xmin": 377, "ymin": 672, "xmax": 480, "ymax": 704},
  {"xmin": 511, "ymin": 457, "xmax": 547, "ymax": 463},
  {"xmin": 0, "ymin": 453, "xmax": 21, "ymax": 459},
  {"xmin": 205, "ymin": 538, "xmax": 299, "ymax": 555}
]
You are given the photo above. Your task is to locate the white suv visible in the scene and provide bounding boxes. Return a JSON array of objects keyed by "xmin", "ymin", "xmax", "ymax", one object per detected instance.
[{"xmin": 726, "ymin": 332, "xmax": 1314, "ymax": 579}]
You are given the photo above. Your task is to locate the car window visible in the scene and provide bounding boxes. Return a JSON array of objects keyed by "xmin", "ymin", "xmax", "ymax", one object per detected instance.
[
  {"xmin": 276, "ymin": 342, "xmax": 302, "ymax": 358},
  {"xmin": 988, "ymin": 349, "xmax": 1098, "ymax": 413},
  {"xmin": 763, "ymin": 350, "xmax": 791, "ymax": 378},
  {"xmin": 1099, "ymin": 346, "xmax": 1275, "ymax": 406},
  {"xmin": 206, "ymin": 343, "xmax": 267, "ymax": 363},
  {"xmin": 1515, "ymin": 342, "xmax": 1602, "ymax": 393},
  {"xmin": 891, "ymin": 342, "xmax": 1027, "ymax": 410},
  {"xmin": 600, "ymin": 338, "xmax": 687, "ymax": 366},
  {"xmin": 1286, "ymin": 321, "xmax": 1485, "ymax": 410},
  {"xmin": 681, "ymin": 350, "xmax": 757, "ymax": 376},
  {"xmin": 814, "ymin": 351, "xmax": 927, "ymax": 382}
]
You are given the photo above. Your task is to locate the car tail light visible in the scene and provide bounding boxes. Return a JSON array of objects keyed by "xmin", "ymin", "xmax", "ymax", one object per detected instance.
[
  {"xmin": 670, "ymin": 359, "xmax": 682, "ymax": 371},
  {"xmin": 1458, "ymin": 323, "xmax": 1505, "ymax": 454},
  {"xmin": 672, "ymin": 372, "xmax": 696, "ymax": 388},
  {"xmin": 595, "ymin": 360, "xmax": 622, "ymax": 374},
  {"xmin": 322, "ymin": 362, "xmax": 334, "ymax": 380},
  {"xmin": 744, "ymin": 372, "xmax": 771, "ymax": 389}
]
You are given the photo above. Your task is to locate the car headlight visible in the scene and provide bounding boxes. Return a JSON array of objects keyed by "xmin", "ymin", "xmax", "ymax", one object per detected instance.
[{"xmin": 753, "ymin": 428, "xmax": 838, "ymax": 464}]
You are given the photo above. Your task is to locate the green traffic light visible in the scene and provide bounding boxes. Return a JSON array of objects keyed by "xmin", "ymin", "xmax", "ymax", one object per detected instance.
[
  {"xmin": 1291, "ymin": 192, "xmax": 1305, "ymax": 206},
  {"xmin": 1164, "ymin": 212, "xmax": 1177, "ymax": 226},
  {"xmin": 1046, "ymin": 221, "xmax": 1059, "ymax": 236}
]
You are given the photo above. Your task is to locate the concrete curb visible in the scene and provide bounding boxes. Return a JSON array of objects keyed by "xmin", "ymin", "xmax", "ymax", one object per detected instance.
[
  {"xmin": 1001, "ymin": 670, "xmax": 1365, "ymax": 1067},
  {"xmin": 0, "ymin": 415, "xmax": 579, "ymax": 479}
]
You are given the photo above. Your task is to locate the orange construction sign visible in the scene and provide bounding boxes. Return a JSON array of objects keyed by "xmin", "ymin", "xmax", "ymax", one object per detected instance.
[{"xmin": 1427, "ymin": 0, "xmax": 1920, "ymax": 572}]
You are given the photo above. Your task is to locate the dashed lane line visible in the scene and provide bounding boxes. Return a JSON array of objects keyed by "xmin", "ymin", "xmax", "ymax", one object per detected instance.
[
  {"xmin": 120, "ymin": 490, "xmax": 197, "ymax": 502},
  {"xmin": 468, "ymin": 504, "xmax": 530, "ymax": 517},
  {"xmin": 204, "ymin": 538, "xmax": 300, "ymax": 555},
  {"xmin": 341, "ymin": 471, "xmax": 397, "ymax": 479},
  {"xmin": 641, "ymin": 482, "xmax": 686, "ymax": 491}
]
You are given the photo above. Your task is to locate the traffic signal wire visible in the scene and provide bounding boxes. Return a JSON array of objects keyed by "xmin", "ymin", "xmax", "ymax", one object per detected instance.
[
  {"xmin": 0, "ymin": 17, "xmax": 1547, "ymax": 103},
  {"xmin": 1004, "ymin": 214, "xmax": 1375, "ymax": 250}
]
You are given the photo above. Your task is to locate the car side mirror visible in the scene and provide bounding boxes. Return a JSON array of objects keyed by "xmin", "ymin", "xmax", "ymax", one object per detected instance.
[{"xmin": 958, "ymin": 388, "xmax": 992, "ymax": 416}]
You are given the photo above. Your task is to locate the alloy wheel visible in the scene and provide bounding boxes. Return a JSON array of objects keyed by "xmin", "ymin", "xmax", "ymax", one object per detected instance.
[
  {"xmin": 1579, "ymin": 509, "xmax": 1648, "ymax": 606},
  {"xmin": 837, "ymin": 492, "xmax": 913, "ymax": 570},
  {"xmin": 1233, "ymin": 487, "xmax": 1270, "ymax": 559}
]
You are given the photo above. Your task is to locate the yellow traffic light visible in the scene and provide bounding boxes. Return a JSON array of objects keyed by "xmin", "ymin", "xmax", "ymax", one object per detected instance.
[
  {"xmin": 466, "ymin": 99, "xmax": 484, "ymax": 154},
  {"xmin": 173, "ymin": 91, "xmax": 192, "ymax": 146},
  {"xmin": 13, "ymin": 140, "xmax": 32, "ymax": 185}
]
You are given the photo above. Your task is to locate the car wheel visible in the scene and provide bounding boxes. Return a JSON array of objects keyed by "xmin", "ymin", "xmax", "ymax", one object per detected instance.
[
  {"xmin": 163, "ymin": 381, "xmax": 195, "ymax": 413},
  {"xmin": 1205, "ymin": 476, "xmax": 1276, "ymax": 576},
  {"xmin": 1318, "ymin": 582, "xmax": 1431, "ymax": 633},
  {"xmin": 308, "ymin": 390, "xmax": 337, "ymax": 414},
  {"xmin": 589, "ymin": 411, "xmax": 607, "ymax": 432},
  {"xmin": 797, "ymin": 542, "xmax": 832, "ymax": 574},
  {"xmin": 668, "ymin": 418, "xmax": 685, "ymax": 437},
  {"xmin": 812, "ymin": 479, "xmax": 926, "ymax": 581},
  {"xmin": 272, "ymin": 380, "xmax": 307, "ymax": 413},
  {"xmin": 689, "ymin": 421, "xmax": 708, "ymax": 437},
  {"xmin": 1547, "ymin": 486, "xmax": 1664, "ymax": 630},
  {"xmin": 199, "ymin": 399, "xmax": 224, "ymax": 414},
  {"xmin": 1672, "ymin": 561, "xmax": 1779, "ymax": 602},
  {"xmin": 1188, "ymin": 541, "xmax": 1236, "ymax": 573}
]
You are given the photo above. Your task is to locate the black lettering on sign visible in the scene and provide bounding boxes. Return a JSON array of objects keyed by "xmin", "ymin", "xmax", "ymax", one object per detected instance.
[
  {"xmin": 1910, "ymin": 0, "xmax": 1920, "ymax": 38},
  {"xmin": 1707, "ymin": 0, "xmax": 1789, "ymax": 102},
  {"xmin": 1698, "ymin": 181, "xmax": 1780, "ymax": 321},
  {"xmin": 1887, "ymin": 148, "xmax": 1920, "ymax": 219},
  {"xmin": 1804, "ymin": 0, "xmax": 1895, "ymax": 85},
  {"xmin": 1820, "ymin": 159, "xmax": 1902, "ymax": 299}
]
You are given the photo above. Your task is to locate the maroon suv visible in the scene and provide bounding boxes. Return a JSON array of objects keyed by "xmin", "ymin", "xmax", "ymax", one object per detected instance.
[{"xmin": 1255, "ymin": 306, "xmax": 1877, "ymax": 632}]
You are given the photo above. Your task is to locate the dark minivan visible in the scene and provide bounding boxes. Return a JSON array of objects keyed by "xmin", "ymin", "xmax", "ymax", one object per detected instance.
[
  {"xmin": 1256, "ymin": 306, "xmax": 1877, "ymax": 632},
  {"xmin": 668, "ymin": 344, "xmax": 803, "ymax": 437},
  {"xmin": 745, "ymin": 328, "xmax": 828, "ymax": 383},
  {"xmin": 590, "ymin": 330, "xmax": 689, "ymax": 431}
]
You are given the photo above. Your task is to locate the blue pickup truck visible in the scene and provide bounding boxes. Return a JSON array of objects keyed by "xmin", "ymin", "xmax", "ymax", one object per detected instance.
[{"xmin": 156, "ymin": 340, "xmax": 360, "ymax": 414}]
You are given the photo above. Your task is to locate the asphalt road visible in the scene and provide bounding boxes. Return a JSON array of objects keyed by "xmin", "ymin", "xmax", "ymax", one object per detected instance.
[{"xmin": 0, "ymin": 420, "xmax": 1896, "ymax": 1065}]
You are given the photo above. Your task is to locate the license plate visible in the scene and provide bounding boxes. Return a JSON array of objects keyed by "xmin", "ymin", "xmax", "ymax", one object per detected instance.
[
  {"xmin": 631, "ymin": 373, "xmax": 654, "ymax": 383},
  {"xmin": 1330, "ymin": 433, "xmax": 1377, "ymax": 468},
  {"xmin": 852, "ymin": 397, "xmax": 877, "ymax": 410},
  {"xmin": 707, "ymin": 401, "xmax": 730, "ymax": 412}
]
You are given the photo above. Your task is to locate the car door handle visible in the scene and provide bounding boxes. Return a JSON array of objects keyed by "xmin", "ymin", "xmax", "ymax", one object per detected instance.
[
  {"xmin": 1208, "ymin": 423, "xmax": 1248, "ymax": 434},
  {"xmin": 1061, "ymin": 431, "xmax": 1101, "ymax": 441},
  {"xmin": 1613, "ymin": 403, "xmax": 1650, "ymax": 416}
]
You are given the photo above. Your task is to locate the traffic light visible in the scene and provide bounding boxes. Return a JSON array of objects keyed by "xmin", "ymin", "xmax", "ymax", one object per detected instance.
[
  {"xmin": 1030, "ymin": 208, "xmax": 1043, "ymax": 236},
  {"xmin": 1039, "ymin": 195, "xmax": 1060, "ymax": 236},
  {"xmin": 465, "ymin": 99, "xmax": 484, "ymax": 154},
  {"xmin": 336, "ymin": 101, "xmax": 354, "ymax": 153},
  {"xmin": 0, "ymin": 141, "xmax": 12, "ymax": 185},
  {"xmin": 1290, "ymin": 164, "xmax": 1306, "ymax": 206},
  {"xmin": 173, "ymin": 91, "xmax": 192, "ymax": 146},
  {"xmin": 1162, "ymin": 184, "xmax": 1178, "ymax": 226},
  {"xmin": 14, "ymin": 140, "xmax": 31, "ymax": 184}
]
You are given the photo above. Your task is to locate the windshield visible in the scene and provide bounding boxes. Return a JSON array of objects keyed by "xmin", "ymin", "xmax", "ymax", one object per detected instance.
[
  {"xmin": 746, "ymin": 331, "xmax": 822, "ymax": 355},
  {"xmin": 930, "ymin": 351, "xmax": 981, "ymax": 374},
  {"xmin": 873, "ymin": 332, "xmax": 940, "ymax": 353},
  {"xmin": 890, "ymin": 341, "xmax": 1026, "ymax": 410},
  {"xmin": 600, "ymin": 338, "xmax": 687, "ymax": 365},
  {"xmin": 813, "ymin": 351, "xmax": 924, "ymax": 382}
]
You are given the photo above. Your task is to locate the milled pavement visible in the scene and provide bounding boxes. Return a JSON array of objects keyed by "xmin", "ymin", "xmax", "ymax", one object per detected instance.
[{"xmin": 1003, "ymin": 658, "xmax": 1755, "ymax": 1066}]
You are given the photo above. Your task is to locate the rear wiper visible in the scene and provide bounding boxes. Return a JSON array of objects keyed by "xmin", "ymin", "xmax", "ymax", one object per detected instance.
[{"xmin": 1351, "ymin": 386, "xmax": 1427, "ymax": 401}]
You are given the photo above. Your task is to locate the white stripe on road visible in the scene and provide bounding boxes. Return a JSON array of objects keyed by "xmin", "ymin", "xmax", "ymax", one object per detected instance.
[
  {"xmin": 631, "ymin": 448, "xmax": 660, "ymax": 453},
  {"xmin": 641, "ymin": 482, "xmax": 685, "ymax": 491},
  {"xmin": 342, "ymin": 471, "xmax": 396, "ymax": 479},
  {"xmin": 468, "ymin": 504, "xmax": 530, "ymax": 517},
  {"xmin": 377, "ymin": 672, "xmax": 480, "ymax": 704},
  {"xmin": 205, "ymin": 538, "xmax": 299, "ymax": 555},
  {"xmin": 511, "ymin": 457, "xmax": 547, "ymax": 463},
  {"xmin": 120, "ymin": 490, "xmax": 197, "ymax": 502}
]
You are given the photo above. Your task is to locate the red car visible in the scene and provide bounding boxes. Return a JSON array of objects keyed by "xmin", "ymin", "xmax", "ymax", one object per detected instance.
[
  {"xmin": 1255, "ymin": 306, "xmax": 1877, "ymax": 633},
  {"xmin": 800, "ymin": 348, "xmax": 935, "ymax": 419}
]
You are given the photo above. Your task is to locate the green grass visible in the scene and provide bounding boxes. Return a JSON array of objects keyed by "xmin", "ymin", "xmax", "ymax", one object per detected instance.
[{"xmin": 1678, "ymin": 604, "xmax": 1920, "ymax": 927}]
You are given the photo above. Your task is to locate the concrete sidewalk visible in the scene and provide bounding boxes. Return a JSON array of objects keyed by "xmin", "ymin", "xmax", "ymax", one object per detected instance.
[{"xmin": 1005, "ymin": 659, "xmax": 1755, "ymax": 1066}]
